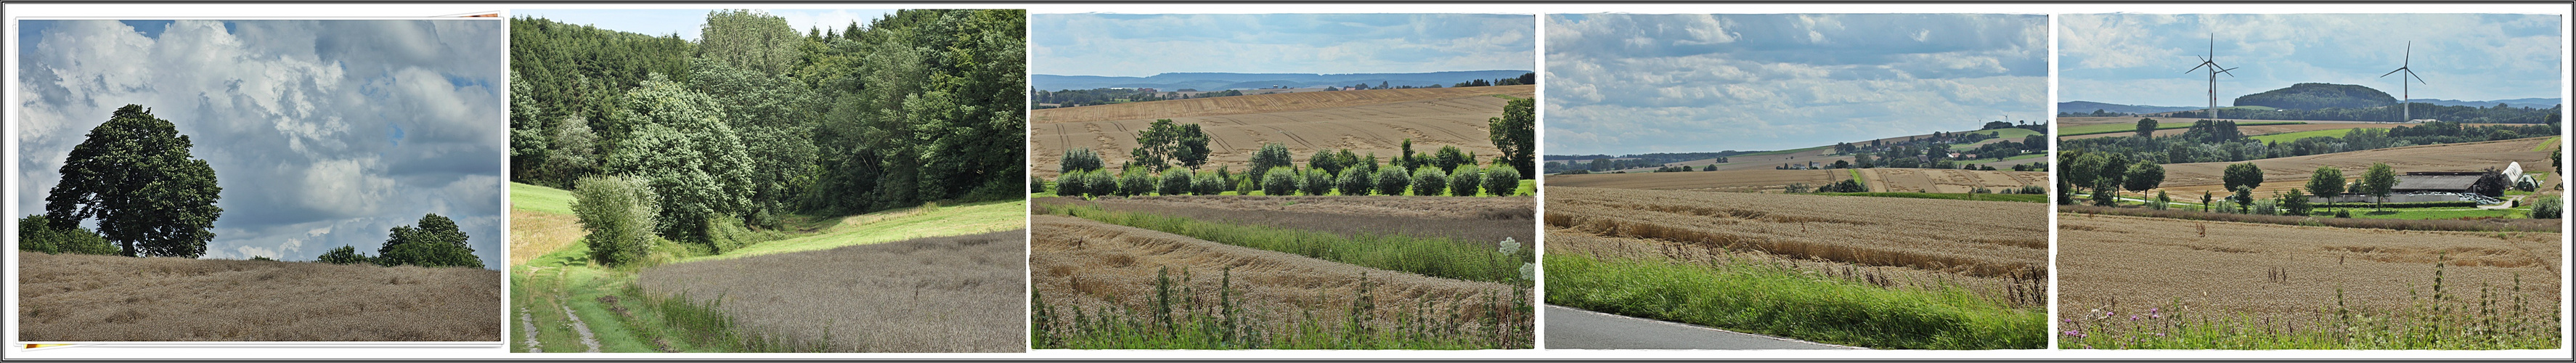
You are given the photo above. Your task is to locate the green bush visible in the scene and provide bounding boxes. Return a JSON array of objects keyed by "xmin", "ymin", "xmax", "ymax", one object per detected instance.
[
  {"xmin": 316, "ymin": 245, "xmax": 370, "ymax": 264},
  {"xmin": 1300, "ymin": 168, "xmax": 1334, "ymax": 195},
  {"xmin": 572, "ymin": 175, "xmax": 660, "ymax": 266},
  {"xmin": 1336, "ymin": 168, "xmax": 1373, "ymax": 196},
  {"xmin": 1374, "ymin": 166, "xmax": 1411, "ymax": 195},
  {"xmin": 1234, "ymin": 174, "xmax": 1258, "ymax": 195},
  {"xmin": 16, "ymin": 215, "xmax": 118, "ymax": 256},
  {"xmin": 1192, "ymin": 171, "xmax": 1226, "ymax": 195},
  {"xmin": 1030, "ymin": 175, "xmax": 1048, "ymax": 194},
  {"xmin": 1061, "ymin": 148, "xmax": 1104, "ymax": 174},
  {"xmin": 2533, "ymin": 195, "xmax": 2563, "ymax": 219},
  {"xmin": 1447, "ymin": 165, "xmax": 1482, "ymax": 197},
  {"xmin": 703, "ymin": 215, "xmax": 757, "ymax": 253},
  {"xmin": 1054, "ymin": 170, "xmax": 1087, "ymax": 197},
  {"xmin": 1118, "ymin": 168, "xmax": 1154, "ymax": 197},
  {"xmin": 1261, "ymin": 167, "xmax": 1298, "ymax": 196},
  {"xmin": 375, "ymin": 213, "xmax": 484, "ymax": 268},
  {"xmin": 1159, "ymin": 168, "xmax": 1194, "ymax": 196},
  {"xmin": 1482, "ymin": 165, "xmax": 1521, "ymax": 196},
  {"xmin": 1411, "ymin": 167, "xmax": 1448, "ymax": 196},
  {"xmin": 1085, "ymin": 171, "xmax": 1117, "ymax": 198}
]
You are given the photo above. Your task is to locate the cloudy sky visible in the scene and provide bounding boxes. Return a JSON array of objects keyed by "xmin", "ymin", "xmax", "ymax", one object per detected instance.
[
  {"xmin": 1546, "ymin": 14, "xmax": 2047, "ymax": 155},
  {"xmin": 515, "ymin": 9, "xmax": 897, "ymax": 41},
  {"xmin": 1032, "ymin": 13, "xmax": 1536, "ymax": 77},
  {"xmin": 2061, "ymin": 14, "xmax": 2562, "ymax": 106},
  {"xmin": 16, "ymin": 20, "xmax": 505, "ymax": 268}
]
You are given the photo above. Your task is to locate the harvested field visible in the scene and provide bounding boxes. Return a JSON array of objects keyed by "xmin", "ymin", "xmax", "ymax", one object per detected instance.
[
  {"xmin": 1029, "ymin": 216, "xmax": 1531, "ymax": 349},
  {"xmin": 1545, "ymin": 169, "xmax": 1843, "ymax": 192},
  {"xmin": 1035, "ymin": 195, "xmax": 1533, "ymax": 245},
  {"xmin": 634, "ymin": 230, "xmax": 1027, "ymax": 353},
  {"xmin": 1544, "ymin": 187, "xmax": 2048, "ymax": 280},
  {"xmin": 2060, "ymin": 122, "xmax": 2426, "ymax": 141},
  {"xmin": 1029, "ymin": 86, "xmax": 1532, "ymax": 178},
  {"xmin": 2150, "ymin": 136, "xmax": 2558, "ymax": 196},
  {"xmin": 2057, "ymin": 213, "xmax": 2561, "ymax": 324},
  {"xmin": 18, "ymin": 253, "xmax": 501, "ymax": 341},
  {"xmin": 1859, "ymin": 168, "xmax": 2049, "ymax": 193}
]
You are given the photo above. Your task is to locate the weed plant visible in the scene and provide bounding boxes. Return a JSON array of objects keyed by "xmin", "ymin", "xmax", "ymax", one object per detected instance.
[
  {"xmin": 2062, "ymin": 256, "xmax": 2561, "ymax": 349},
  {"xmin": 1043, "ymin": 203, "xmax": 1532, "ymax": 284}
]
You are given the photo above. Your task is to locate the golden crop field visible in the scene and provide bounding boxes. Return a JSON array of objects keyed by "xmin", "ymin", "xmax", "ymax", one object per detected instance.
[
  {"xmin": 1029, "ymin": 86, "xmax": 1533, "ymax": 178},
  {"xmin": 18, "ymin": 253, "xmax": 502, "ymax": 341},
  {"xmin": 1544, "ymin": 169, "xmax": 1843, "ymax": 192},
  {"xmin": 1546, "ymin": 187, "xmax": 2048, "ymax": 282},
  {"xmin": 2059, "ymin": 121, "xmax": 2429, "ymax": 141},
  {"xmin": 2057, "ymin": 213, "xmax": 2561, "ymax": 323},
  {"xmin": 2149, "ymin": 136, "xmax": 2558, "ymax": 196},
  {"xmin": 634, "ymin": 231, "xmax": 1027, "ymax": 353},
  {"xmin": 1860, "ymin": 168, "xmax": 2050, "ymax": 193}
]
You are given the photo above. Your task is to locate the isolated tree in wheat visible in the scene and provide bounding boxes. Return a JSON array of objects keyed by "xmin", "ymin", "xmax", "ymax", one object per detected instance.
[{"xmin": 44, "ymin": 105, "xmax": 222, "ymax": 258}]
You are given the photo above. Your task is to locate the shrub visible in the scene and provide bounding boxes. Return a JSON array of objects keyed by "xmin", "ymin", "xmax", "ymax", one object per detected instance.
[
  {"xmin": 1337, "ymin": 168, "xmax": 1374, "ymax": 196},
  {"xmin": 2533, "ymin": 195, "xmax": 2564, "ymax": 219},
  {"xmin": 1411, "ymin": 167, "xmax": 1449, "ymax": 196},
  {"xmin": 1483, "ymin": 165, "xmax": 1522, "ymax": 196},
  {"xmin": 1086, "ymin": 171, "xmax": 1117, "ymax": 198},
  {"xmin": 1374, "ymin": 166, "xmax": 1411, "ymax": 195},
  {"xmin": 16, "ymin": 215, "xmax": 117, "ymax": 256},
  {"xmin": 1262, "ymin": 167, "xmax": 1299, "ymax": 195},
  {"xmin": 1448, "ymin": 165, "xmax": 1482, "ymax": 197},
  {"xmin": 1061, "ymin": 147, "xmax": 1104, "ymax": 174},
  {"xmin": 375, "ymin": 213, "xmax": 484, "ymax": 268},
  {"xmin": 1030, "ymin": 175, "xmax": 1048, "ymax": 194},
  {"xmin": 1118, "ymin": 168, "xmax": 1154, "ymax": 196},
  {"xmin": 1234, "ymin": 174, "xmax": 1258, "ymax": 195},
  {"xmin": 1159, "ymin": 168, "xmax": 1194, "ymax": 196},
  {"xmin": 1250, "ymin": 143, "xmax": 1293, "ymax": 182},
  {"xmin": 1192, "ymin": 171, "xmax": 1226, "ymax": 195},
  {"xmin": 316, "ymin": 245, "xmax": 370, "ymax": 264},
  {"xmin": 1300, "ymin": 168, "xmax": 1334, "ymax": 195},
  {"xmin": 572, "ymin": 175, "xmax": 660, "ymax": 266},
  {"xmin": 703, "ymin": 216, "xmax": 757, "ymax": 253},
  {"xmin": 1055, "ymin": 170, "xmax": 1087, "ymax": 197}
]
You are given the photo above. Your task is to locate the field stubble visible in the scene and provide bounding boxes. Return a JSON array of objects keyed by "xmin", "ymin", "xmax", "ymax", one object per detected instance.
[
  {"xmin": 634, "ymin": 230, "xmax": 1028, "ymax": 353},
  {"xmin": 1546, "ymin": 187, "xmax": 2047, "ymax": 280},
  {"xmin": 1035, "ymin": 195, "xmax": 1533, "ymax": 248},
  {"xmin": 19, "ymin": 253, "xmax": 501, "ymax": 341}
]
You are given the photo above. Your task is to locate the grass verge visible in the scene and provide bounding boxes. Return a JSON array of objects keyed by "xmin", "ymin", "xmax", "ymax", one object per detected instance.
[
  {"xmin": 1038, "ymin": 203, "xmax": 1530, "ymax": 284},
  {"xmin": 1545, "ymin": 253, "xmax": 2044, "ymax": 349},
  {"xmin": 688, "ymin": 200, "xmax": 1024, "ymax": 261}
]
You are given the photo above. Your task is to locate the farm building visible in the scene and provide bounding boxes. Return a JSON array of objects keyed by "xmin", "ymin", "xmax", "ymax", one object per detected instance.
[{"xmin": 2389, "ymin": 171, "xmax": 2483, "ymax": 193}]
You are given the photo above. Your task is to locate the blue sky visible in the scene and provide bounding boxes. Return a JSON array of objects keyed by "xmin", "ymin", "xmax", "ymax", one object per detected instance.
[
  {"xmin": 1032, "ymin": 13, "xmax": 1535, "ymax": 77},
  {"xmin": 2061, "ymin": 14, "xmax": 2563, "ymax": 106},
  {"xmin": 514, "ymin": 9, "xmax": 898, "ymax": 41},
  {"xmin": 1546, "ymin": 14, "xmax": 2047, "ymax": 155},
  {"xmin": 17, "ymin": 20, "xmax": 506, "ymax": 268}
]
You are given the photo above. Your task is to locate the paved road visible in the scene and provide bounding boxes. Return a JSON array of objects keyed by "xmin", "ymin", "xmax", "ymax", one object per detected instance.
[{"xmin": 1544, "ymin": 305, "xmax": 1861, "ymax": 350}]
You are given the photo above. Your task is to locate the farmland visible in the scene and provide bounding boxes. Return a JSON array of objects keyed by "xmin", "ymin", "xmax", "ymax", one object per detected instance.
[
  {"xmin": 2147, "ymin": 136, "xmax": 2557, "ymax": 196},
  {"xmin": 1029, "ymin": 195, "xmax": 1534, "ymax": 349},
  {"xmin": 1595, "ymin": 128, "xmax": 2041, "ymax": 174},
  {"xmin": 1544, "ymin": 187, "xmax": 2047, "ymax": 349},
  {"xmin": 1030, "ymin": 85, "xmax": 1533, "ymax": 178},
  {"xmin": 19, "ymin": 253, "xmax": 502, "ymax": 341},
  {"xmin": 510, "ymin": 183, "xmax": 1027, "ymax": 352},
  {"xmin": 2056, "ymin": 213, "xmax": 2561, "ymax": 348},
  {"xmin": 1544, "ymin": 168, "xmax": 2045, "ymax": 194}
]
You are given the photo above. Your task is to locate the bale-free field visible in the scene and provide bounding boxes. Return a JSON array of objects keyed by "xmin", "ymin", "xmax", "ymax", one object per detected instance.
[
  {"xmin": 19, "ymin": 253, "xmax": 502, "ymax": 341},
  {"xmin": 635, "ymin": 231, "xmax": 1027, "ymax": 353},
  {"xmin": 1029, "ymin": 86, "xmax": 1533, "ymax": 178},
  {"xmin": 2056, "ymin": 213, "xmax": 2561, "ymax": 349}
]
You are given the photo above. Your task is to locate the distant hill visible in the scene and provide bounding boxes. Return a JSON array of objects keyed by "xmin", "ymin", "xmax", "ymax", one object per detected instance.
[
  {"xmin": 2058, "ymin": 101, "xmax": 2201, "ymax": 115},
  {"xmin": 2405, "ymin": 98, "xmax": 2561, "ymax": 110},
  {"xmin": 1034, "ymin": 70, "xmax": 1533, "ymax": 91},
  {"xmin": 2231, "ymin": 83, "xmax": 2397, "ymax": 110}
]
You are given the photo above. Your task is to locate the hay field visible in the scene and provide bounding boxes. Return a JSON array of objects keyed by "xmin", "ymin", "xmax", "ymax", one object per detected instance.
[
  {"xmin": 1545, "ymin": 169, "xmax": 1844, "ymax": 192},
  {"xmin": 2149, "ymin": 136, "xmax": 2557, "ymax": 196},
  {"xmin": 1859, "ymin": 168, "xmax": 2049, "ymax": 193},
  {"xmin": 635, "ymin": 231, "xmax": 1027, "ymax": 353},
  {"xmin": 19, "ymin": 253, "xmax": 501, "ymax": 341},
  {"xmin": 1029, "ymin": 85, "xmax": 1533, "ymax": 178},
  {"xmin": 1037, "ymin": 195, "xmax": 1532, "ymax": 245},
  {"xmin": 1029, "ymin": 215, "xmax": 1528, "ymax": 348},
  {"xmin": 1545, "ymin": 187, "xmax": 2048, "ymax": 280},
  {"xmin": 2057, "ymin": 213, "xmax": 2561, "ymax": 323}
]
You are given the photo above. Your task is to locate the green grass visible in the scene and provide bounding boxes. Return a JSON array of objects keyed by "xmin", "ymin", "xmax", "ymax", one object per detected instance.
[
  {"xmin": 2065, "ymin": 260, "xmax": 2558, "ymax": 349},
  {"xmin": 685, "ymin": 200, "xmax": 1025, "ymax": 261},
  {"xmin": 1039, "ymin": 203, "xmax": 1531, "ymax": 285},
  {"xmin": 1546, "ymin": 253, "xmax": 2045, "ymax": 350},
  {"xmin": 1734, "ymin": 144, "xmax": 1835, "ymax": 158},
  {"xmin": 1814, "ymin": 192, "xmax": 2050, "ymax": 203},
  {"xmin": 2246, "ymin": 129, "xmax": 2361, "ymax": 144},
  {"xmin": 2059, "ymin": 121, "xmax": 2307, "ymax": 136},
  {"xmin": 2535, "ymin": 136, "xmax": 2560, "ymax": 151},
  {"xmin": 2351, "ymin": 208, "xmax": 2528, "ymax": 220},
  {"xmin": 516, "ymin": 245, "xmax": 719, "ymax": 353},
  {"xmin": 1958, "ymin": 152, "xmax": 2045, "ymax": 165},
  {"xmin": 511, "ymin": 182, "xmax": 578, "ymax": 215}
]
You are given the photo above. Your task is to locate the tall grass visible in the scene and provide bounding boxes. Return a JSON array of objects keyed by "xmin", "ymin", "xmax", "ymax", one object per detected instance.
[
  {"xmin": 2063, "ymin": 256, "xmax": 2561, "ymax": 349},
  {"xmin": 1040, "ymin": 203, "xmax": 1532, "ymax": 284},
  {"xmin": 1032, "ymin": 266, "xmax": 1529, "ymax": 349},
  {"xmin": 1546, "ymin": 253, "xmax": 2045, "ymax": 349}
]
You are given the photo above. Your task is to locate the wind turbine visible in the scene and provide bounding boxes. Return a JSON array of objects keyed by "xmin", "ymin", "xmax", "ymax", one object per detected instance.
[
  {"xmin": 2183, "ymin": 33, "xmax": 2239, "ymax": 121},
  {"xmin": 2379, "ymin": 41, "xmax": 2428, "ymax": 123}
]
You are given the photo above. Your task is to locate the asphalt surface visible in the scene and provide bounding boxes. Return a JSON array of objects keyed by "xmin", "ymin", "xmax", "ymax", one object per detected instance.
[{"xmin": 1544, "ymin": 305, "xmax": 1862, "ymax": 350}]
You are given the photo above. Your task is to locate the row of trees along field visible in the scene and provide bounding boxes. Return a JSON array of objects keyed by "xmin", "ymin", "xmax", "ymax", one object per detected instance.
[
  {"xmin": 1031, "ymin": 72, "xmax": 1536, "ymax": 110},
  {"xmin": 18, "ymin": 105, "xmax": 482, "ymax": 267},
  {"xmin": 1546, "ymin": 122, "xmax": 2047, "ymax": 174},
  {"xmin": 1042, "ymin": 97, "xmax": 1535, "ymax": 197},
  {"xmin": 509, "ymin": 9, "xmax": 1026, "ymax": 258},
  {"xmin": 2058, "ymin": 149, "xmax": 2556, "ymax": 219},
  {"xmin": 2061, "ymin": 119, "xmax": 2559, "ymax": 165}
]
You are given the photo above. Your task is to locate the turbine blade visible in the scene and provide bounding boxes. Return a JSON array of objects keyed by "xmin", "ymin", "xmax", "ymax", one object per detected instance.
[
  {"xmin": 2186, "ymin": 63, "xmax": 2210, "ymax": 73},
  {"xmin": 2409, "ymin": 70, "xmax": 2426, "ymax": 84},
  {"xmin": 2380, "ymin": 68, "xmax": 2405, "ymax": 78}
]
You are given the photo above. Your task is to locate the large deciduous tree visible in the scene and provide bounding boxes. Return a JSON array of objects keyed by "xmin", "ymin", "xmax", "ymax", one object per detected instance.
[
  {"xmin": 2361, "ymin": 163, "xmax": 2399, "ymax": 209},
  {"xmin": 606, "ymin": 74, "xmax": 756, "ymax": 245},
  {"xmin": 1488, "ymin": 97, "xmax": 1536, "ymax": 178},
  {"xmin": 45, "ymin": 105, "xmax": 222, "ymax": 258},
  {"xmin": 2221, "ymin": 163, "xmax": 2265, "ymax": 194},
  {"xmin": 376, "ymin": 213, "xmax": 484, "ymax": 268}
]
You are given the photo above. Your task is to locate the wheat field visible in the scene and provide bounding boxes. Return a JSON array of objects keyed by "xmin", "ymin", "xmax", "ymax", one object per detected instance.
[
  {"xmin": 1545, "ymin": 187, "xmax": 2048, "ymax": 280},
  {"xmin": 2058, "ymin": 213, "xmax": 2561, "ymax": 320},
  {"xmin": 633, "ymin": 230, "xmax": 1028, "ymax": 353},
  {"xmin": 18, "ymin": 253, "xmax": 502, "ymax": 341}
]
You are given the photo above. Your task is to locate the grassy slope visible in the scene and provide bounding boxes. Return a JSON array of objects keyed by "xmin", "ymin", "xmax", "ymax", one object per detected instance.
[
  {"xmin": 2535, "ymin": 136, "xmax": 2561, "ymax": 152},
  {"xmin": 513, "ymin": 182, "xmax": 578, "ymax": 215},
  {"xmin": 686, "ymin": 200, "xmax": 1024, "ymax": 261},
  {"xmin": 2245, "ymin": 129, "xmax": 2356, "ymax": 143},
  {"xmin": 2060, "ymin": 121, "xmax": 2307, "ymax": 136}
]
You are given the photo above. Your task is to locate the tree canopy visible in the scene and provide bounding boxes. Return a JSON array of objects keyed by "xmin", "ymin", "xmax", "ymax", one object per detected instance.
[{"xmin": 44, "ymin": 105, "xmax": 222, "ymax": 258}]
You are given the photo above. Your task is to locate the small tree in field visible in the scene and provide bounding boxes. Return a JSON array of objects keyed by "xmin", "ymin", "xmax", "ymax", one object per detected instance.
[
  {"xmin": 1411, "ymin": 167, "xmax": 1448, "ymax": 196},
  {"xmin": 1054, "ymin": 171, "xmax": 1087, "ymax": 197},
  {"xmin": 2361, "ymin": 163, "xmax": 2398, "ymax": 210},
  {"xmin": 2307, "ymin": 166, "xmax": 2345, "ymax": 214},
  {"xmin": 2532, "ymin": 195, "xmax": 2563, "ymax": 219},
  {"xmin": 1192, "ymin": 171, "xmax": 1226, "ymax": 195},
  {"xmin": 1118, "ymin": 168, "xmax": 1154, "ymax": 196},
  {"xmin": 1447, "ymin": 165, "xmax": 1482, "ymax": 197},
  {"xmin": 2281, "ymin": 188, "xmax": 2314, "ymax": 216},
  {"xmin": 376, "ymin": 213, "xmax": 482, "ymax": 268},
  {"xmin": 316, "ymin": 245, "xmax": 370, "ymax": 265},
  {"xmin": 1159, "ymin": 168, "xmax": 1193, "ymax": 195},
  {"xmin": 572, "ymin": 175, "xmax": 660, "ymax": 267},
  {"xmin": 1262, "ymin": 167, "xmax": 1299, "ymax": 195},
  {"xmin": 1483, "ymin": 165, "xmax": 1522, "ymax": 196},
  {"xmin": 1250, "ymin": 143, "xmax": 1294, "ymax": 182},
  {"xmin": 1300, "ymin": 168, "xmax": 1334, "ymax": 195},
  {"xmin": 1375, "ymin": 166, "xmax": 1411, "ymax": 195},
  {"xmin": 1087, "ymin": 171, "xmax": 1118, "ymax": 198},
  {"xmin": 1337, "ymin": 168, "xmax": 1373, "ymax": 196}
]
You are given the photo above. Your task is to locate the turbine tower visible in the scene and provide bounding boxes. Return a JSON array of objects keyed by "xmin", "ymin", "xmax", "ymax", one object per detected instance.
[
  {"xmin": 2183, "ymin": 33, "xmax": 2238, "ymax": 121},
  {"xmin": 2379, "ymin": 41, "xmax": 2427, "ymax": 123}
]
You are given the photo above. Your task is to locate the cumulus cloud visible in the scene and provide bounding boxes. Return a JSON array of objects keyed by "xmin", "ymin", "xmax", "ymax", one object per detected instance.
[
  {"xmin": 2059, "ymin": 14, "xmax": 2562, "ymax": 106},
  {"xmin": 16, "ymin": 20, "xmax": 505, "ymax": 268},
  {"xmin": 1545, "ymin": 14, "xmax": 2047, "ymax": 155},
  {"xmin": 1032, "ymin": 14, "xmax": 1536, "ymax": 76}
]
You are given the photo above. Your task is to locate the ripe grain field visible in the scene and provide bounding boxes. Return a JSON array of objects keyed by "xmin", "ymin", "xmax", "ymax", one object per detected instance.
[
  {"xmin": 636, "ymin": 231, "xmax": 1027, "ymax": 353},
  {"xmin": 1035, "ymin": 195, "xmax": 1534, "ymax": 248},
  {"xmin": 20, "ymin": 253, "xmax": 501, "ymax": 341},
  {"xmin": 2057, "ymin": 213, "xmax": 2561, "ymax": 348},
  {"xmin": 1029, "ymin": 216, "xmax": 1531, "ymax": 349},
  {"xmin": 1029, "ymin": 86, "xmax": 1532, "ymax": 179}
]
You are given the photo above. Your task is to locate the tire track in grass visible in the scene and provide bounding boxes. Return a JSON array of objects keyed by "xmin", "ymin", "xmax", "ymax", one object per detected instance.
[
  {"xmin": 561, "ymin": 303, "xmax": 602, "ymax": 353},
  {"xmin": 518, "ymin": 306, "xmax": 544, "ymax": 353}
]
